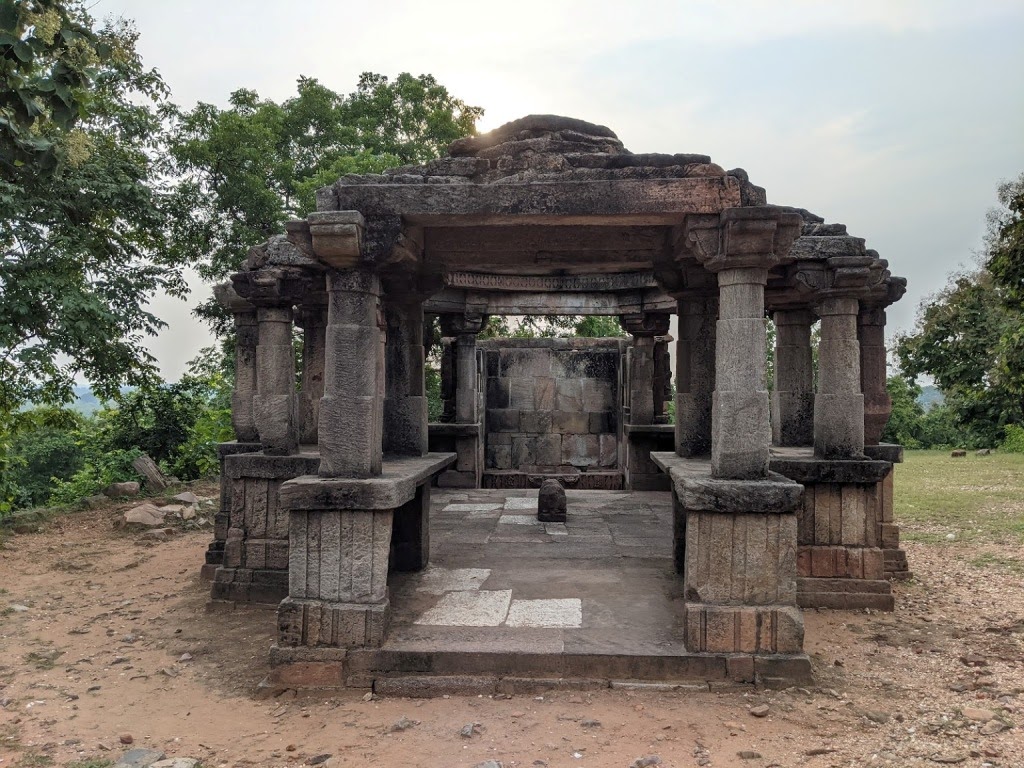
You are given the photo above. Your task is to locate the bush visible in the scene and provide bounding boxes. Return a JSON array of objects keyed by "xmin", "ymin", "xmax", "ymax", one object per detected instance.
[
  {"xmin": 1001, "ymin": 424, "xmax": 1024, "ymax": 453},
  {"xmin": 48, "ymin": 447, "xmax": 143, "ymax": 506},
  {"xmin": 9, "ymin": 427, "xmax": 85, "ymax": 507}
]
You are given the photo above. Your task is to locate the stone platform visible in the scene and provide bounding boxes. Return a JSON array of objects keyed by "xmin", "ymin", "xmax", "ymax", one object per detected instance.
[{"xmin": 267, "ymin": 488, "xmax": 812, "ymax": 692}]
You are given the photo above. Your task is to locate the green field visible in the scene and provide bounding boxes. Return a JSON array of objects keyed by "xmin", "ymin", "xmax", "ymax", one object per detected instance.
[{"xmin": 894, "ymin": 449, "xmax": 1024, "ymax": 544}]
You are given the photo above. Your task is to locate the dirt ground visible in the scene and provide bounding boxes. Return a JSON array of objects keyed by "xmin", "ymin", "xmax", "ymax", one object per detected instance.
[{"xmin": 0, "ymin": 490, "xmax": 1021, "ymax": 768}]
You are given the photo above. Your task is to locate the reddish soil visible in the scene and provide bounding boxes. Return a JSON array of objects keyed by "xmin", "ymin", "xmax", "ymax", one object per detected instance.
[{"xmin": 0, "ymin": 494, "xmax": 1021, "ymax": 768}]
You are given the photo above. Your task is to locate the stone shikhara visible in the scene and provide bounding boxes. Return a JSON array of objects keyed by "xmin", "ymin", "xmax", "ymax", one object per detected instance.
[{"xmin": 200, "ymin": 114, "xmax": 908, "ymax": 691}]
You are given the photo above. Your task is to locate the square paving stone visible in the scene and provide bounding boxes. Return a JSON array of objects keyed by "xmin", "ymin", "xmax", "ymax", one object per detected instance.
[
  {"xmin": 443, "ymin": 503, "xmax": 504, "ymax": 513},
  {"xmin": 499, "ymin": 514, "xmax": 541, "ymax": 526},
  {"xmin": 504, "ymin": 497, "xmax": 539, "ymax": 511},
  {"xmin": 505, "ymin": 598, "xmax": 583, "ymax": 628},
  {"xmin": 414, "ymin": 590, "xmax": 513, "ymax": 627},
  {"xmin": 414, "ymin": 566, "xmax": 492, "ymax": 595}
]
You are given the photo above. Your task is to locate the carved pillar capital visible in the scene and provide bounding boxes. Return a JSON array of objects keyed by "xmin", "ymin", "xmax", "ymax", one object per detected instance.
[
  {"xmin": 684, "ymin": 206, "xmax": 804, "ymax": 274},
  {"xmin": 439, "ymin": 312, "xmax": 488, "ymax": 338},
  {"xmin": 620, "ymin": 312, "xmax": 671, "ymax": 338}
]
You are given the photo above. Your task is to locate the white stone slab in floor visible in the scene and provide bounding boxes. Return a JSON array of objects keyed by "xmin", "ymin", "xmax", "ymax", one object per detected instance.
[
  {"xmin": 505, "ymin": 598, "xmax": 582, "ymax": 628},
  {"xmin": 415, "ymin": 566, "xmax": 491, "ymax": 595},
  {"xmin": 442, "ymin": 503, "xmax": 504, "ymax": 513},
  {"xmin": 504, "ymin": 497, "xmax": 538, "ymax": 511},
  {"xmin": 499, "ymin": 514, "xmax": 541, "ymax": 526},
  {"xmin": 415, "ymin": 590, "xmax": 512, "ymax": 627}
]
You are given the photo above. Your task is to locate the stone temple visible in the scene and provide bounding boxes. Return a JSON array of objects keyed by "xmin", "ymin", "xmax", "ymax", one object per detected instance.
[{"xmin": 201, "ymin": 115, "xmax": 908, "ymax": 691}]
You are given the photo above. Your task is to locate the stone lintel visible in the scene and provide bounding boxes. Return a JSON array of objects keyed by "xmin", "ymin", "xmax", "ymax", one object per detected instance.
[
  {"xmin": 624, "ymin": 424, "xmax": 675, "ymax": 436},
  {"xmin": 225, "ymin": 452, "xmax": 320, "ymax": 481},
  {"xmin": 333, "ymin": 178, "xmax": 742, "ymax": 220},
  {"xmin": 427, "ymin": 423, "xmax": 480, "ymax": 438},
  {"xmin": 864, "ymin": 443, "xmax": 904, "ymax": 464},
  {"xmin": 651, "ymin": 453, "xmax": 802, "ymax": 514},
  {"xmin": 768, "ymin": 456, "xmax": 892, "ymax": 485},
  {"xmin": 280, "ymin": 452, "xmax": 456, "ymax": 511}
]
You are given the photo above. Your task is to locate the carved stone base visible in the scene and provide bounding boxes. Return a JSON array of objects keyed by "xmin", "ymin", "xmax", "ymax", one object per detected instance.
[
  {"xmin": 683, "ymin": 603, "xmax": 804, "ymax": 654},
  {"xmin": 277, "ymin": 596, "xmax": 390, "ymax": 649}
]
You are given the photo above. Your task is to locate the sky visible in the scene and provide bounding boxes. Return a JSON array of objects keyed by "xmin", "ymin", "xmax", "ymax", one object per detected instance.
[{"xmin": 91, "ymin": 0, "xmax": 1024, "ymax": 381}]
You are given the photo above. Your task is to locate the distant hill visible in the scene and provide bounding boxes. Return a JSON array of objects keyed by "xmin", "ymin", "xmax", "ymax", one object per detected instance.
[
  {"xmin": 71, "ymin": 386, "xmax": 103, "ymax": 415},
  {"xmin": 918, "ymin": 385, "xmax": 944, "ymax": 410}
]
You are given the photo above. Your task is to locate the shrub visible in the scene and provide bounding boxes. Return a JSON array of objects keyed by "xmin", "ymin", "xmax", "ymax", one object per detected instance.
[{"xmin": 1001, "ymin": 424, "xmax": 1024, "ymax": 453}]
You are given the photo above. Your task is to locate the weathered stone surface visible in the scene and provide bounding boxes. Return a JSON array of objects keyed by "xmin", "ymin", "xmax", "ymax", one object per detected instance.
[
  {"xmin": 280, "ymin": 453, "xmax": 456, "ymax": 511},
  {"xmin": 123, "ymin": 504, "xmax": 165, "ymax": 527},
  {"xmin": 538, "ymin": 479, "xmax": 567, "ymax": 523},
  {"xmin": 104, "ymin": 481, "xmax": 140, "ymax": 498},
  {"xmin": 769, "ymin": 456, "xmax": 891, "ymax": 484},
  {"xmin": 652, "ymin": 454, "xmax": 803, "ymax": 514},
  {"xmin": 113, "ymin": 749, "xmax": 166, "ymax": 768}
]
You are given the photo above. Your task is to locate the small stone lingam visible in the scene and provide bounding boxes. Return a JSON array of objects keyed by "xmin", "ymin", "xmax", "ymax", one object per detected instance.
[{"xmin": 538, "ymin": 478, "xmax": 567, "ymax": 523}]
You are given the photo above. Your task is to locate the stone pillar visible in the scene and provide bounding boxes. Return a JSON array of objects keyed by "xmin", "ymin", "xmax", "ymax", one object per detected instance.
[
  {"xmin": 296, "ymin": 289, "xmax": 328, "ymax": 446},
  {"xmin": 771, "ymin": 309, "xmax": 815, "ymax": 446},
  {"xmin": 621, "ymin": 313, "xmax": 671, "ymax": 425},
  {"xmin": 652, "ymin": 335, "xmax": 672, "ymax": 424},
  {"xmin": 858, "ymin": 306, "xmax": 890, "ymax": 446},
  {"xmin": 437, "ymin": 313, "xmax": 487, "ymax": 487},
  {"xmin": 814, "ymin": 296, "xmax": 865, "ymax": 459},
  {"xmin": 383, "ymin": 298, "xmax": 428, "ymax": 456},
  {"xmin": 440, "ymin": 338, "xmax": 456, "ymax": 423},
  {"xmin": 213, "ymin": 283, "xmax": 259, "ymax": 443},
  {"xmin": 319, "ymin": 269, "xmax": 384, "ymax": 478},
  {"xmin": 441, "ymin": 312, "xmax": 487, "ymax": 424},
  {"xmin": 675, "ymin": 296, "xmax": 717, "ymax": 457},
  {"xmin": 712, "ymin": 266, "xmax": 771, "ymax": 479},
  {"xmin": 203, "ymin": 284, "xmax": 262, "ymax": 579}
]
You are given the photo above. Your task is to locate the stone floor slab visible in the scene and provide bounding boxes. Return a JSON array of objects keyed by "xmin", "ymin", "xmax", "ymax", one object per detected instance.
[
  {"xmin": 414, "ymin": 589, "xmax": 513, "ymax": 627},
  {"xmin": 498, "ymin": 514, "xmax": 541, "ymax": 526},
  {"xmin": 506, "ymin": 598, "xmax": 583, "ymax": 628},
  {"xmin": 442, "ymin": 503, "xmax": 504, "ymax": 513},
  {"xmin": 414, "ymin": 566, "xmax": 491, "ymax": 595},
  {"xmin": 504, "ymin": 497, "xmax": 539, "ymax": 511}
]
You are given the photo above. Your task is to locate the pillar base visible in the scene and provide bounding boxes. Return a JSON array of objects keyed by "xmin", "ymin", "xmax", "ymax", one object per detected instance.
[
  {"xmin": 211, "ymin": 451, "xmax": 320, "ymax": 604},
  {"xmin": 683, "ymin": 603, "xmax": 804, "ymax": 654},
  {"xmin": 651, "ymin": 453, "xmax": 805, "ymax": 656},
  {"xmin": 278, "ymin": 596, "xmax": 390, "ymax": 648}
]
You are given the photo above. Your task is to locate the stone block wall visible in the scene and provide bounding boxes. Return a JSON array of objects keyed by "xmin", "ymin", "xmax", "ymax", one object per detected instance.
[
  {"xmin": 211, "ymin": 452, "xmax": 319, "ymax": 604},
  {"xmin": 794, "ymin": 482, "xmax": 894, "ymax": 611},
  {"xmin": 480, "ymin": 339, "xmax": 624, "ymax": 483}
]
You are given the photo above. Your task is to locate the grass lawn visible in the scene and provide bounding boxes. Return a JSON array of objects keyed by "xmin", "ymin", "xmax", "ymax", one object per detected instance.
[{"xmin": 894, "ymin": 449, "xmax": 1024, "ymax": 545}]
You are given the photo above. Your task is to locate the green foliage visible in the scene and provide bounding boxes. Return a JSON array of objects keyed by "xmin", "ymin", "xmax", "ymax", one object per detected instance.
[
  {"xmin": 48, "ymin": 445, "xmax": 140, "ymax": 505},
  {"xmin": 882, "ymin": 376, "xmax": 924, "ymax": 447},
  {"xmin": 425, "ymin": 365, "xmax": 442, "ymax": 422},
  {"xmin": 165, "ymin": 73, "xmax": 482, "ymax": 332},
  {"xmin": 481, "ymin": 315, "xmax": 626, "ymax": 340},
  {"xmin": 2, "ymin": 2, "xmax": 183, "ymax": 438},
  {"xmin": 897, "ymin": 174, "xmax": 1024, "ymax": 446},
  {"xmin": 1001, "ymin": 424, "xmax": 1024, "ymax": 453},
  {"xmin": 96, "ymin": 373, "xmax": 232, "ymax": 481}
]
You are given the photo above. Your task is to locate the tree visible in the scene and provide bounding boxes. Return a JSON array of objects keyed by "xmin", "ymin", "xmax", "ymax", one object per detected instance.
[
  {"xmin": 896, "ymin": 173, "xmax": 1024, "ymax": 446},
  {"xmin": 165, "ymin": 73, "xmax": 483, "ymax": 330},
  {"xmin": 1, "ymin": 3, "xmax": 183, "ymax": 515},
  {"xmin": 1, "ymin": 3, "xmax": 180, "ymax": 410}
]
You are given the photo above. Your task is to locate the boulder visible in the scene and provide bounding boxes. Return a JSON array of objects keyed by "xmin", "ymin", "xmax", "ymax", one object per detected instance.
[
  {"xmin": 123, "ymin": 504, "xmax": 166, "ymax": 527},
  {"xmin": 172, "ymin": 491, "xmax": 199, "ymax": 505},
  {"xmin": 103, "ymin": 481, "xmax": 141, "ymax": 498}
]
